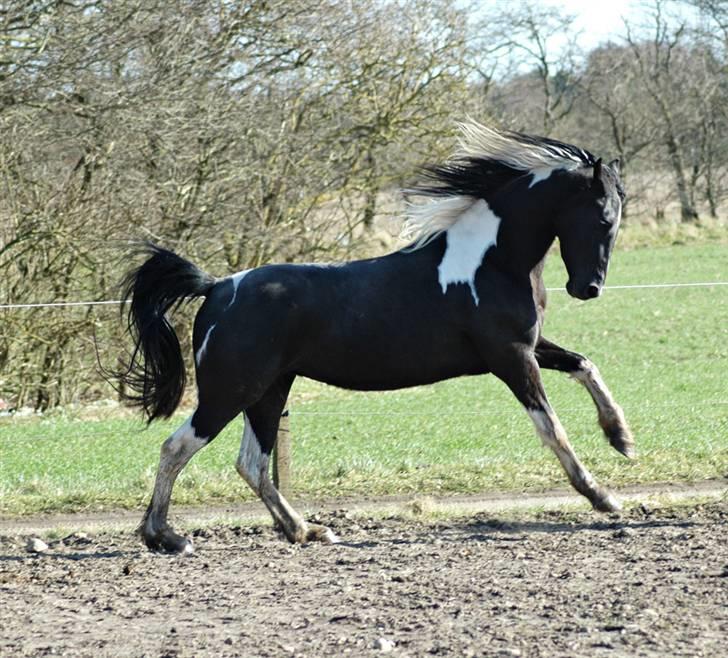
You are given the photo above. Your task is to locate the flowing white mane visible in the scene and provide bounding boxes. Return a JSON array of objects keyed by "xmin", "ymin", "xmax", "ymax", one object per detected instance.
[
  {"xmin": 402, "ymin": 195, "xmax": 477, "ymax": 249},
  {"xmin": 456, "ymin": 121, "xmax": 590, "ymax": 172},
  {"xmin": 401, "ymin": 121, "xmax": 594, "ymax": 248}
]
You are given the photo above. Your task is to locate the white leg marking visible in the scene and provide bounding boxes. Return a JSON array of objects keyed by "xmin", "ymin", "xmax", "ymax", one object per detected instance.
[
  {"xmin": 572, "ymin": 360, "xmax": 627, "ymax": 429},
  {"xmin": 527, "ymin": 408, "xmax": 567, "ymax": 450},
  {"xmin": 147, "ymin": 416, "xmax": 208, "ymax": 533},
  {"xmin": 236, "ymin": 416, "xmax": 265, "ymax": 491},
  {"xmin": 572, "ymin": 362, "xmax": 616, "ymax": 415},
  {"xmin": 235, "ymin": 417, "xmax": 340, "ymax": 544},
  {"xmin": 195, "ymin": 324, "xmax": 216, "ymax": 365},
  {"xmin": 158, "ymin": 416, "xmax": 208, "ymax": 478},
  {"xmin": 527, "ymin": 407, "xmax": 620, "ymax": 511},
  {"xmin": 526, "ymin": 408, "xmax": 597, "ymax": 491},
  {"xmin": 227, "ymin": 269, "xmax": 250, "ymax": 309},
  {"xmin": 438, "ymin": 198, "xmax": 501, "ymax": 305},
  {"xmin": 572, "ymin": 360, "xmax": 633, "ymax": 457}
]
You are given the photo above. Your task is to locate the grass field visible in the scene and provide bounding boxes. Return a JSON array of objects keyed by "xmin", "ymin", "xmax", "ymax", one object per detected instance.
[{"xmin": 1, "ymin": 241, "xmax": 726, "ymax": 516}]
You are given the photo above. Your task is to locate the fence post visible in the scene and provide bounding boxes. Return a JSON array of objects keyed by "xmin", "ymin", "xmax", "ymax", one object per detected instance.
[{"xmin": 273, "ymin": 409, "xmax": 292, "ymax": 498}]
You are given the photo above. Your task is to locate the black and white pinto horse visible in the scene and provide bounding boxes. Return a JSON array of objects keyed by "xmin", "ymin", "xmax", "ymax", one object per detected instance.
[{"xmin": 120, "ymin": 122, "xmax": 633, "ymax": 554}]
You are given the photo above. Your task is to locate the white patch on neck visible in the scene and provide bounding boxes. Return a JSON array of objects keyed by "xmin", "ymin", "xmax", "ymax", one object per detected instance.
[
  {"xmin": 195, "ymin": 324, "xmax": 215, "ymax": 365},
  {"xmin": 438, "ymin": 199, "xmax": 500, "ymax": 305},
  {"xmin": 529, "ymin": 166, "xmax": 556, "ymax": 188},
  {"xmin": 227, "ymin": 269, "xmax": 250, "ymax": 309}
]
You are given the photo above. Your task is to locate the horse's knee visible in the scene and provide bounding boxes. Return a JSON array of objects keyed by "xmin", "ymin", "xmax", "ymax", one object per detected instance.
[{"xmin": 570, "ymin": 357, "xmax": 596, "ymax": 383}]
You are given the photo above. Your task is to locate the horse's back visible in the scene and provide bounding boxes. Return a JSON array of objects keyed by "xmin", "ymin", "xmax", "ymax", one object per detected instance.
[{"xmin": 192, "ymin": 256, "xmax": 488, "ymax": 391}]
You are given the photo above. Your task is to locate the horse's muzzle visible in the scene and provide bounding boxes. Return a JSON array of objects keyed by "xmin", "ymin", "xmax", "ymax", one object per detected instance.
[{"xmin": 566, "ymin": 280, "xmax": 602, "ymax": 300}]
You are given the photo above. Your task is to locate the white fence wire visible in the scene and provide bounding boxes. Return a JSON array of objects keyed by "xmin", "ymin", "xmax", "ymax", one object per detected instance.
[
  {"xmin": 0, "ymin": 278, "xmax": 725, "ymax": 416},
  {"xmin": 1, "ymin": 281, "xmax": 727, "ymax": 310}
]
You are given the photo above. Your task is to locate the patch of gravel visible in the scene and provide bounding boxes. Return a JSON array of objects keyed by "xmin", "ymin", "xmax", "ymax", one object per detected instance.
[{"xmin": 0, "ymin": 502, "xmax": 726, "ymax": 657}]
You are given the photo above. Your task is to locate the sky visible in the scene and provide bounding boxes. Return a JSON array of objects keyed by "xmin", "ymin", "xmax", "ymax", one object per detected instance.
[
  {"xmin": 538, "ymin": 0, "xmax": 703, "ymax": 51},
  {"xmin": 543, "ymin": 0, "xmax": 639, "ymax": 48},
  {"xmin": 474, "ymin": 0, "xmax": 650, "ymax": 77}
]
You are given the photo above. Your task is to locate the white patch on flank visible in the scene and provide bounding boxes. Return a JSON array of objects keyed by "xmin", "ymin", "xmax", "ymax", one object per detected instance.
[
  {"xmin": 195, "ymin": 324, "xmax": 215, "ymax": 365},
  {"xmin": 227, "ymin": 269, "xmax": 250, "ymax": 309},
  {"xmin": 437, "ymin": 198, "xmax": 500, "ymax": 305},
  {"xmin": 528, "ymin": 166, "xmax": 557, "ymax": 188},
  {"xmin": 237, "ymin": 417, "xmax": 264, "ymax": 492}
]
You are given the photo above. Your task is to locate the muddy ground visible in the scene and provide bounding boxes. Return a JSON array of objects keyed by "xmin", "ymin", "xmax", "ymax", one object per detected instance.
[{"xmin": 1, "ymin": 501, "xmax": 726, "ymax": 658}]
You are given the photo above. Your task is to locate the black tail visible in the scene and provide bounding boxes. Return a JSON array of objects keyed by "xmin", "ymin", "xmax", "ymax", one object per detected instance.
[{"xmin": 118, "ymin": 243, "xmax": 216, "ymax": 423}]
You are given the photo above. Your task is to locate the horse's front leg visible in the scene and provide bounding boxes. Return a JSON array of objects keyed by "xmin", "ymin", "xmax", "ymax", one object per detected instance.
[
  {"xmin": 494, "ymin": 348, "xmax": 622, "ymax": 513},
  {"xmin": 535, "ymin": 337, "xmax": 635, "ymax": 458}
]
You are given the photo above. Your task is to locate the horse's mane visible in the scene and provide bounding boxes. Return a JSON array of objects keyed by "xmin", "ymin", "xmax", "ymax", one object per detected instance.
[{"xmin": 402, "ymin": 121, "xmax": 597, "ymax": 248}]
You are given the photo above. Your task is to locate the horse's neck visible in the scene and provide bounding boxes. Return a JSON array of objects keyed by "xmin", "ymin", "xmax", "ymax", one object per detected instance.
[{"xmin": 487, "ymin": 181, "xmax": 558, "ymax": 280}]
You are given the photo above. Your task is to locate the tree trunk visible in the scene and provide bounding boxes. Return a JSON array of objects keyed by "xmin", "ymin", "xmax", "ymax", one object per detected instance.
[{"xmin": 665, "ymin": 134, "xmax": 699, "ymax": 222}]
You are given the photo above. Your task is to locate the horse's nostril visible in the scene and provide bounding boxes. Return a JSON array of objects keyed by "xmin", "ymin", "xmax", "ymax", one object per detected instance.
[{"xmin": 585, "ymin": 283, "xmax": 601, "ymax": 299}]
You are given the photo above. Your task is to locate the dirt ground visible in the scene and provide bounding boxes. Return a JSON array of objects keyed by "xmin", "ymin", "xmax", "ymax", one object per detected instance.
[{"xmin": 1, "ymin": 500, "xmax": 726, "ymax": 658}]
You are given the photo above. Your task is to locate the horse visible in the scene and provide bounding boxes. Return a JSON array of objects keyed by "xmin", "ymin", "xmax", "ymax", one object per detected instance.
[{"xmin": 118, "ymin": 121, "xmax": 633, "ymax": 554}]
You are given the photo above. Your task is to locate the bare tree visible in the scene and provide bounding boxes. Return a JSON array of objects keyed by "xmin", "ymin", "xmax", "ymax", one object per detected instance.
[
  {"xmin": 623, "ymin": 1, "xmax": 704, "ymax": 221},
  {"xmin": 482, "ymin": 1, "xmax": 583, "ymax": 134},
  {"xmin": 0, "ymin": 0, "xmax": 471, "ymax": 408}
]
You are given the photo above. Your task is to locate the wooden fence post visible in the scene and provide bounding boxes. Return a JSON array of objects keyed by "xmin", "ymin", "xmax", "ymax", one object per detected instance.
[{"xmin": 273, "ymin": 409, "xmax": 292, "ymax": 498}]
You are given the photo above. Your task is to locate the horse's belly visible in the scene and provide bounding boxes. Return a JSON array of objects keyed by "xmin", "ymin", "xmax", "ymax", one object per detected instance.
[{"xmin": 296, "ymin": 335, "xmax": 488, "ymax": 391}]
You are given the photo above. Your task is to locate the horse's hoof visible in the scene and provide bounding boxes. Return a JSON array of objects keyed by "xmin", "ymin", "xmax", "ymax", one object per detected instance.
[
  {"xmin": 143, "ymin": 528, "xmax": 194, "ymax": 555},
  {"xmin": 601, "ymin": 417, "xmax": 636, "ymax": 459},
  {"xmin": 607, "ymin": 428, "xmax": 636, "ymax": 459},
  {"xmin": 305, "ymin": 523, "xmax": 340, "ymax": 545},
  {"xmin": 592, "ymin": 491, "xmax": 622, "ymax": 513},
  {"xmin": 620, "ymin": 443, "xmax": 637, "ymax": 460}
]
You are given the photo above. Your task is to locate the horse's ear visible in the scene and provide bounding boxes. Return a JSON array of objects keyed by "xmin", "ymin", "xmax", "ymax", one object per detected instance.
[
  {"xmin": 592, "ymin": 158, "xmax": 603, "ymax": 183},
  {"xmin": 607, "ymin": 158, "xmax": 620, "ymax": 175}
]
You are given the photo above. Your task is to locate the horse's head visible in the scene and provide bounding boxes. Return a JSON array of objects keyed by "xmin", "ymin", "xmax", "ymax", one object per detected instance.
[{"xmin": 555, "ymin": 159, "xmax": 624, "ymax": 300}]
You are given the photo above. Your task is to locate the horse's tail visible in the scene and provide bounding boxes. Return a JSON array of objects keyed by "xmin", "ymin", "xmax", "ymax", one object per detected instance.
[{"xmin": 118, "ymin": 243, "xmax": 216, "ymax": 423}]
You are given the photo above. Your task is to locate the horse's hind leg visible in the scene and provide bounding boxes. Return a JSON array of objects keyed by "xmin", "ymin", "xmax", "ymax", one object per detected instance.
[
  {"xmin": 140, "ymin": 414, "xmax": 206, "ymax": 553},
  {"xmin": 236, "ymin": 375, "xmax": 338, "ymax": 545},
  {"xmin": 140, "ymin": 404, "xmax": 239, "ymax": 553},
  {"xmin": 493, "ymin": 349, "xmax": 621, "ymax": 513},
  {"xmin": 535, "ymin": 337, "xmax": 634, "ymax": 458}
]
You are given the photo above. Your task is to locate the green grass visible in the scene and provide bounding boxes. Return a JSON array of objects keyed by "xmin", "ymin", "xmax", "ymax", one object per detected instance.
[{"xmin": 1, "ymin": 242, "xmax": 726, "ymax": 515}]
